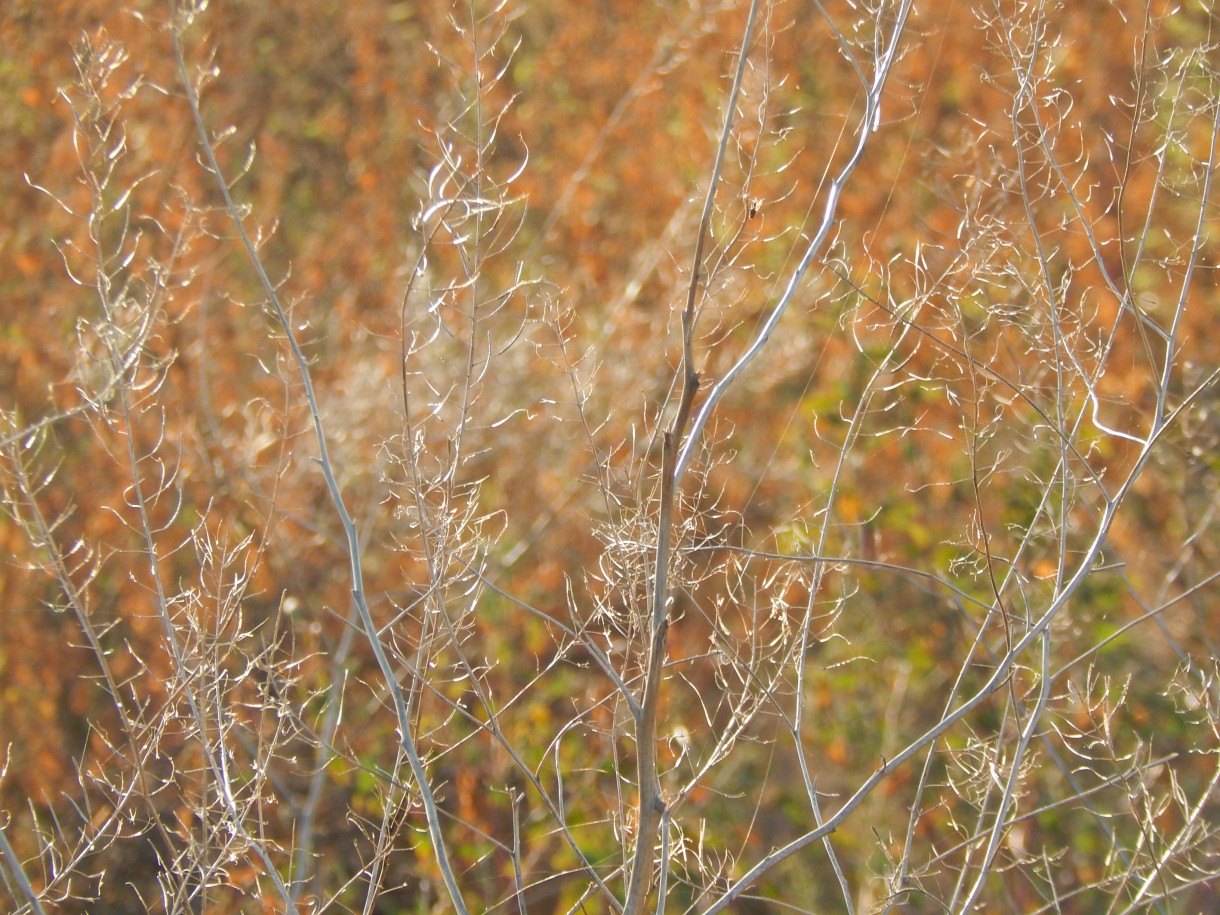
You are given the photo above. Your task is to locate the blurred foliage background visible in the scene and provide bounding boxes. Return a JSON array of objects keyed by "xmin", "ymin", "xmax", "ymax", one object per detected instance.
[{"xmin": 1, "ymin": 0, "xmax": 1217, "ymax": 912}]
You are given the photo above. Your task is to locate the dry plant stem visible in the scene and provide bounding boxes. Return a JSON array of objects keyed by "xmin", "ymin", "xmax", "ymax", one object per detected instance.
[
  {"xmin": 796, "ymin": 303, "xmax": 918, "ymax": 914},
  {"xmin": 169, "ymin": 7, "xmax": 469, "ymax": 913},
  {"xmin": 1055, "ymin": 570, "xmax": 1220, "ymax": 679},
  {"xmin": 288, "ymin": 613, "xmax": 357, "ymax": 904},
  {"xmin": 1002, "ymin": 0, "xmax": 1214, "ymax": 463},
  {"xmin": 4, "ymin": 437, "xmax": 181, "ymax": 899},
  {"xmin": 58, "ymin": 40, "xmax": 294, "ymax": 909},
  {"xmin": 1126, "ymin": 758, "xmax": 1220, "ymax": 913},
  {"xmin": 392, "ymin": 10, "xmax": 627, "ymax": 906},
  {"xmin": 0, "ymin": 824, "xmax": 46, "ymax": 915},
  {"xmin": 109, "ymin": 249, "xmax": 295, "ymax": 912},
  {"xmin": 958, "ymin": 632, "xmax": 1053, "ymax": 911},
  {"xmin": 632, "ymin": 2, "xmax": 911, "ymax": 905},
  {"xmin": 673, "ymin": 0, "xmax": 914, "ymax": 482},
  {"xmin": 918, "ymin": 751, "xmax": 1177, "ymax": 871},
  {"xmin": 893, "ymin": 591, "xmax": 1160, "ymax": 915},
  {"xmin": 950, "ymin": 15, "xmax": 1219, "ymax": 907},
  {"xmin": 620, "ymin": 3, "xmax": 758, "ymax": 911},
  {"xmin": 703, "ymin": 423, "xmax": 1174, "ymax": 912},
  {"xmin": 781, "ymin": 7, "xmax": 915, "ymax": 908},
  {"xmin": 4, "ymin": 1, "xmax": 1211, "ymax": 910}
]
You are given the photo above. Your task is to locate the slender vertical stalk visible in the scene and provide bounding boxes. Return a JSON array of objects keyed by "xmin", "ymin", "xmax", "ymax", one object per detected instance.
[
  {"xmin": 170, "ymin": 5, "xmax": 469, "ymax": 912},
  {"xmin": 622, "ymin": 3, "xmax": 759, "ymax": 910}
]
